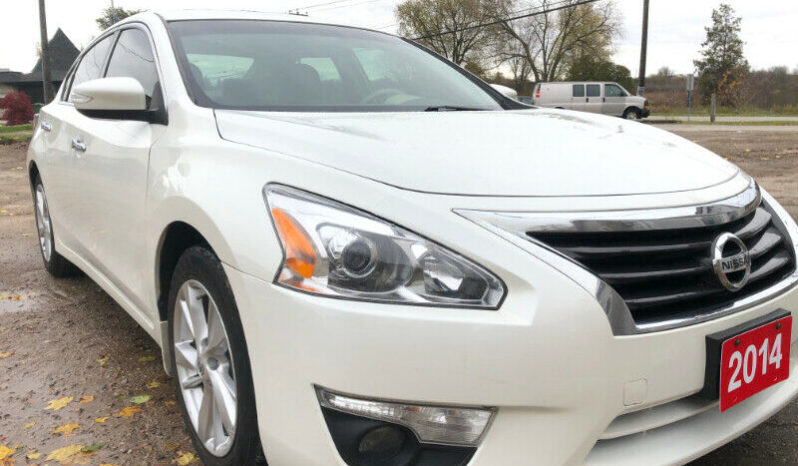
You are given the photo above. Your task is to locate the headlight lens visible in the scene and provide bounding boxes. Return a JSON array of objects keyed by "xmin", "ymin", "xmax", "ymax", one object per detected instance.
[{"xmin": 264, "ymin": 185, "xmax": 505, "ymax": 308}]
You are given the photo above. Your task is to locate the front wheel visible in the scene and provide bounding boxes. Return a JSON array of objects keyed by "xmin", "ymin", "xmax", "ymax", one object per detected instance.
[
  {"xmin": 623, "ymin": 107, "xmax": 641, "ymax": 120},
  {"xmin": 168, "ymin": 246, "xmax": 263, "ymax": 465}
]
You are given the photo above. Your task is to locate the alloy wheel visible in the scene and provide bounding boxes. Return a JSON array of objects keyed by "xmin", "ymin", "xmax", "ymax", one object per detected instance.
[
  {"xmin": 173, "ymin": 280, "xmax": 237, "ymax": 457},
  {"xmin": 34, "ymin": 184, "xmax": 53, "ymax": 262}
]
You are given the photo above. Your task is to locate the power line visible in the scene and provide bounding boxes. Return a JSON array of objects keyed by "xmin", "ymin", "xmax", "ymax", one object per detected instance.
[
  {"xmin": 312, "ymin": 0, "xmax": 389, "ymax": 12},
  {"xmin": 291, "ymin": 0, "xmax": 352, "ymax": 10},
  {"xmin": 413, "ymin": 0, "xmax": 603, "ymax": 40}
]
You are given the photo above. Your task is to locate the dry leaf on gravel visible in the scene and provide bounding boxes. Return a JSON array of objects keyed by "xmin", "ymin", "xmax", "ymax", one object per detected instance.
[
  {"xmin": 129, "ymin": 394, "xmax": 150, "ymax": 404},
  {"xmin": 79, "ymin": 396, "xmax": 94, "ymax": 404},
  {"xmin": 27, "ymin": 452, "xmax": 41, "ymax": 460},
  {"xmin": 23, "ymin": 422, "xmax": 34, "ymax": 429},
  {"xmin": 146, "ymin": 381, "xmax": 160, "ymax": 389},
  {"xmin": 53, "ymin": 423, "xmax": 80, "ymax": 436},
  {"xmin": 96, "ymin": 356, "xmax": 109, "ymax": 365},
  {"xmin": 45, "ymin": 396, "xmax": 74, "ymax": 410},
  {"xmin": 46, "ymin": 444, "xmax": 84, "ymax": 463},
  {"xmin": 138, "ymin": 355, "xmax": 156, "ymax": 362},
  {"xmin": 117, "ymin": 406, "xmax": 142, "ymax": 418},
  {"xmin": 175, "ymin": 452, "xmax": 198, "ymax": 465},
  {"xmin": 0, "ymin": 446, "xmax": 12, "ymax": 460},
  {"xmin": 0, "ymin": 351, "xmax": 13, "ymax": 359},
  {"xmin": 94, "ymin": 416, "xmax": 110, "ymax": 423}
]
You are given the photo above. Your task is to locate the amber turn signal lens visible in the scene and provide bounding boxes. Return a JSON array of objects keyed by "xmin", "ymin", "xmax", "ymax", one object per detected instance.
[{"xmin": 271, "ymin": 208, "xmax": 317, "ymax": 279}]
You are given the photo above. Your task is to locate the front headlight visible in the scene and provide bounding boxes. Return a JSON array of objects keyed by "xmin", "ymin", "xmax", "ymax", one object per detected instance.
[{"xmin": 264, "ymin": 185, "xmax": 505, "ymax": 308}]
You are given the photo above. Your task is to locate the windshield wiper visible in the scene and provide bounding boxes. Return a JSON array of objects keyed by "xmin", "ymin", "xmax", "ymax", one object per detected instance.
[{"xmin": 424, "ymin": 105, "xmax": 486, "ymax": 112}]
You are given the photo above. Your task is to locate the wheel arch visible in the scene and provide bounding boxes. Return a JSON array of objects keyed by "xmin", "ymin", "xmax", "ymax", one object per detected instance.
[{"xmin": 28, "ymin": 160, "xmax": 40, "ymax": 190}]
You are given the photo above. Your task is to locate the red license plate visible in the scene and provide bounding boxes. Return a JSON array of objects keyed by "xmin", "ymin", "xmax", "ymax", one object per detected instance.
[{"xmin": 720, "ymin": 316, "xmax": 792, "ymax": 412}]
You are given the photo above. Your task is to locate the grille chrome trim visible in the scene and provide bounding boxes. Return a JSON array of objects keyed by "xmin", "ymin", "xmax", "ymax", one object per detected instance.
[{"xmin": 457, "ymin": 181, "xmax": 798, "ymax": 335}]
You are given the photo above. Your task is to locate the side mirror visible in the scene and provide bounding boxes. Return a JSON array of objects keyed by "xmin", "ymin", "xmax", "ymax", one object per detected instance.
[
  {"xmin": 70, "ymin": 77, "xmax": 165, "ymax": 123},
  {"xmin": 490, "ymin": 84, "xmax": 519, "ymax": 100}
]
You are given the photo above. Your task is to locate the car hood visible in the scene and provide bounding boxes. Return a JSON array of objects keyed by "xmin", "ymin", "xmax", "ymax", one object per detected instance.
[{"xmin": 215, "ymin": 108, "xmax": 739, "ymax": 197}]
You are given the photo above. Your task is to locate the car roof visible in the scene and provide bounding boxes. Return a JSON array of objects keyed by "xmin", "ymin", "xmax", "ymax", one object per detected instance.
[{"xmin": 148, "ymin": 9, "xmax": 363, "ymax": 29}]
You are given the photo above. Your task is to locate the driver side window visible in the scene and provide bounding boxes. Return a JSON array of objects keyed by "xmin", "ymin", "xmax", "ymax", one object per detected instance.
[
  {"xmin": 605, "ymin": 84, "xmax": 625, "ymax": 97},
  {"xmin": 105, "ymin": 28, "xmax": 160, "ymax": 107}
]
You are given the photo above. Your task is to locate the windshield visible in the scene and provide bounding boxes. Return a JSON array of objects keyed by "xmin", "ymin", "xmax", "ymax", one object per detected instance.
[{"xmin": 167, "ymin": 20, "xmax": 503, "ymax": 112}]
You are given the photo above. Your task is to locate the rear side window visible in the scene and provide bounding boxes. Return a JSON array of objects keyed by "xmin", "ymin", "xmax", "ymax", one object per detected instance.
[
  {"xmin": 572, "ymin": 84, "xmax": 584, "ymax": 97},
  {"xmin": 68, "ymin": 34, "xmax": 115, "ymax": 100},
  {"xmin": 106, "ymin": 28, "xmax": 160, "ymax": 102},
  {"xmin": 586, "ymin": 84, "xmax": 601, "ymax": 97}
]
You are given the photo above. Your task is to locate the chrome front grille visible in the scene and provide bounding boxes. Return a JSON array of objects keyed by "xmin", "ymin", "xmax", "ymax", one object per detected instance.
[{"xmin": 527, "ymin": 200, "xmax": 796, "ymax": 327}]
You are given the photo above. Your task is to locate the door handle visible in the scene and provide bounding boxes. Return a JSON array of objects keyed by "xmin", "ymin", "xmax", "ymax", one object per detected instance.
[
  {"xmin": 71, "ymin": 138, "xmax": 86, "ymax": 152},
  {"xmin": 41, "ymin": 122, "xmax": 52, "ymax": 132},
  {"xmin": 603, "ymin": 97, "xmax": 606, "ymax": 103},
  {"xmin": 586, "ymin": 98, "xmax": 590, "ymax": 103}
]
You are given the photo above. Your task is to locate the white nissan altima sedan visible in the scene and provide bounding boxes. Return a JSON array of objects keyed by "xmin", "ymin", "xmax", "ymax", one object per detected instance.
[{"xmin": 27, "ymin": 9, "xmax": 798, "ymax": 466}]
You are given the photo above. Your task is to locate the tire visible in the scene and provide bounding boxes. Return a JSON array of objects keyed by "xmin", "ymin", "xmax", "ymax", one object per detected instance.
[
  {"xmin": 168, "ymin": 246, "xmax": 263, "ymax": 465},
  {"xmin": 623, "ymin": 108, "xmax": 641, "ymax": 120},
  {"xmin": 32, "ymin": 174, "xmax": 79, "ymax": 277}
]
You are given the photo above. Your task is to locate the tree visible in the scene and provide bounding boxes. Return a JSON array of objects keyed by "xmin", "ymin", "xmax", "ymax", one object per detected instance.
[
  {"xmin": 567, "ymin": 56, "xmax": 635, "ymax": 92},
  {"xmin": 0, "ymin": 91, "xmax": 35, "ymax": 126},
  {"xmin": 484, "ymin": 0, "xmax": 620, "ymax": 83},
  {"xmin": 656, "ymin": 66, "xmax": 675, "ymax": 77},
  {"xmin": 396, "ymin": 0, "xmax": 491, "ymax": 66},
  {"xmin": 96, "ymin": 6, "xmax": 142, "ymax": 31},
  {"xmin": 694, "ymin": 4, "xmax": 749, "ymax": 106}
]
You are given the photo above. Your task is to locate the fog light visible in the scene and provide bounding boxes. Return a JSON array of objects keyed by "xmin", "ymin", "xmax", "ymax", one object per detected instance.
[
  {"xmin": 358, "ymin": 425, "xmax": 406, "ymax": 461},
  {"xmin": 316, "ymin": 387, "xmax": 495, "ymax": 446}
]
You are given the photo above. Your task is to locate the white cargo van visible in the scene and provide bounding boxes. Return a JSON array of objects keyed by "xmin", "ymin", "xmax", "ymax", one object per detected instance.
[{"xmin": 533, "ymin": 82, "xmax": 650, "ymax": 119}]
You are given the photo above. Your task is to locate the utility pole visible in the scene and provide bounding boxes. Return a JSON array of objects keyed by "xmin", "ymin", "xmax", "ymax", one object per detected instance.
[
  {"xmin": 38, "ymin": 0, "xmax": 55, "ymax": 104},
  {"xmin": 637, "ymin": 0, "xmax": 649, "ymax": 96},
  {"xmin": 111, "ymin": 0, "xmax": 119, "ymax": 24}
]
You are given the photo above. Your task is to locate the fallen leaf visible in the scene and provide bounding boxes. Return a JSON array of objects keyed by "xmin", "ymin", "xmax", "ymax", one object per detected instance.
[
  {"xmin": 80, "ymin": 443, "xmax": 105, "ymax": 453},
  {"xmin": 175, "ymin": 452, "xmax": 198, "ymax": 465},
  {"xmin": 0, "ymin": 446, "xmax": 12, "ymax": 460},
  {"xmin": 45, "ymin": 396, "xmax": 74, "ymax": 411},
  {"xmin": 53, "ymin": 423, "xmax": 80, "ymax": 436},
  {"xmin": 46, "ymin": 444, "xmax": 84, "ymax": 462},
  {"xmin": 165, "ymin": 400, "xmax": 176, "ymax": 406},
  {"xmin": 94, "ymin": 417, "xmax": 110, "ymax": 423},
  {"xmin": 117, "ymin": 406, "xmax": 142, "ymax": 418},
  {"xmin": 164, "ymin": 442, "xmax": 180, "ymax": 451},
  {"xmin": 27, "ymin": 452, "xmax": 41, "ymax": 460},
  {"xmin": 79, "ymin": 396, "xmax": 94, "ymax": 404},
  {"xmin": 146, "ymin": 381, "xmax": 160, "ymax": 389},
  {"xmin": 138, "ymin": 355, "xmax": 156, "ymax": 362},
  {"xmin": 0, "ymin": 351, "xmax": 13, "ymax": 359},
  {"xmin": 129, "ymin": 394, "xmax": 150, "ymax": 404},
  {"xmin": 24, "ymin": 422, "xmax": 35, "ymax": 429},
  {"xmin": 96, "ymin": 356, "xmax": 109, "ymax": 365}
]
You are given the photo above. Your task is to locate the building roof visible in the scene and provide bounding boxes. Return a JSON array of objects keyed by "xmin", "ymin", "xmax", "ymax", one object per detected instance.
[{"xmin": 0, "ymin": 28, "xmax": 79, "ymax": 84}]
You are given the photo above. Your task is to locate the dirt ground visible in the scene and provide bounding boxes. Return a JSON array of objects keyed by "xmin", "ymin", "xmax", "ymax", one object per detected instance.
[{"xmin": 0, "ymin": 126, "xmax": 796, "ymax": 465}]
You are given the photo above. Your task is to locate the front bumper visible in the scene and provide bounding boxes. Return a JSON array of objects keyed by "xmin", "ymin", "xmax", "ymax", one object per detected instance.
[{"xmin": 225, "ymin": 258, "xmax": 798, "ymax": 466}]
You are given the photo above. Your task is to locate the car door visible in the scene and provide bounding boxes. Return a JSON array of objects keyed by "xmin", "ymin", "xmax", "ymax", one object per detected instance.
[
  {"xmin": 584, "ymin": 84, "xmax": 603, "ymax": 113},
  {"xmin": 603, "ymin": 83, "xmax": 627, "ymax": 116},
  {"xmin": 46, "ymin": 32, "xmax": 117, "ymax": 252},
  {"xmin": 65, "ymin": 25, "xmax": 167, "ymax": 313}
]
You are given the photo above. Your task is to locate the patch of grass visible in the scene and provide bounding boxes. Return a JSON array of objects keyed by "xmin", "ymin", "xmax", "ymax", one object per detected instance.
[
  {"xmin": 0, "ymin": 124, "xmax": 33, "ymax": 134},
  {"xmin": 653, "ymin": 106, "xmax": 798, "ymax": 117},
  {"xmin": 0, "ymin": 133, "xmax": 32, "ymax": 145},
  {"xmin": 679, "ymin": 120, "xmax": 798, "ymax": 126}
]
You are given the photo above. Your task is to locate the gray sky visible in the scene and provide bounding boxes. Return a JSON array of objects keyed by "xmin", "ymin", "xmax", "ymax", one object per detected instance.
[{"xmin": 2, "ymin": 0, "xmax": 796, "ymax": 76}]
